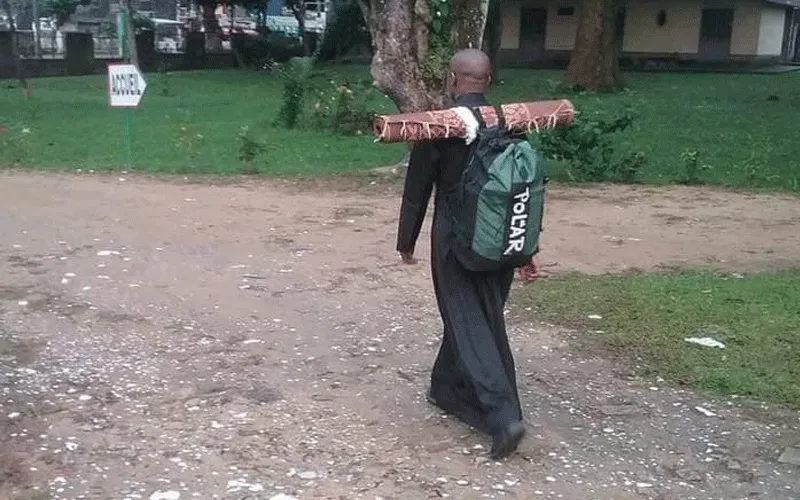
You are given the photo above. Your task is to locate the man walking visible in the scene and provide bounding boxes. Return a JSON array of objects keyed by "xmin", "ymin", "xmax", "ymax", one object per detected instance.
[{"xmin": 396, "ymin": 49, "xmax": 525, "ymax": 459}]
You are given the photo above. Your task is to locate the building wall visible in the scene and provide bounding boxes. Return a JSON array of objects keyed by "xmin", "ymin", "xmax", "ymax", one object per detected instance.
[
  {"xmin": 622, "ymin": 0, "xmax": 701, "ymax": 53},
  {"xmin": 758, "ymin": 4, "xmax": 787, "ymax": 55},
  {"xmin": 500, "ymin": 0, "xmax": 781, "ymax": 60},
  {"xmin": 545, "ymin": 3, "xmax": 579, "ymax": 50},
  {"xmin": 729, "ymin": 0, "xmax": 761, "ymax": 54},
  {"xmin": 500, "ymin": 0, "xmax": 522, "ymax": 49},
  {"xmin": 499, "ymin": 0, "xmax": 580, "ymax": 50}
]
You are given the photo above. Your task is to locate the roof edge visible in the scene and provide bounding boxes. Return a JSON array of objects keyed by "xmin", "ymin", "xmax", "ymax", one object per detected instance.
[{"xmin": 765, "ymin": 0, "xmax": 800, "ymax": 8}]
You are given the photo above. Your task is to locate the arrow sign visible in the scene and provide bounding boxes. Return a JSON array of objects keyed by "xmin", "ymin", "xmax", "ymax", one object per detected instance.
[{"xmin": 107, "ymin": 63, "xmax": 147, "ymax": 108}]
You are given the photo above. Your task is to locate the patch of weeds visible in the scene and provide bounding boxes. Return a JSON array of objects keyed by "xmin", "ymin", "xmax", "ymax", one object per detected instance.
[
  {"xmin": 678, "ymin": 149, "xmax": 713, "ymax": 185},
  {"xmin": 174, "ymin": 120, "xmax": 205, "ymax": 173},
  {"xmin": 276, "ymin": 56, "xmax": 314, "ymax": 129},
  {"xmin": 236, "ymin": 125, "xmax": 267, "ymax": 174},
  {"xmin": 157, "ymin": 66, "xmax": 173, "ymax": 97},
  {"xmin": 739, "ymin": 133, "xmax": 779, "ymax": 185},
  {"xmin": 310, "ymin": 80, "xmax": 377, "ymax": 136},
  {"xmin": 533, "ymin": 108, "xmax": 648, "ymax": 183}
]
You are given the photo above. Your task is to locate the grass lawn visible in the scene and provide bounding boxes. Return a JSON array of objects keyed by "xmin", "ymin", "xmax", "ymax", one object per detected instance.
[
  {"xmin": 0, "ymin": 68, "xmax": 406, "ymax": 176},
  {"xmin": 2, "ymin": 65, "xmax": 800, "ymax": 189},
  {"xmin": 513, "ymin": 269, "xmax": 800, "ymax": 408}
]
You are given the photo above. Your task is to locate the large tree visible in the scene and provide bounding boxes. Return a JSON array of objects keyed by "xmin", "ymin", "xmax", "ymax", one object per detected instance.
[
  {"xmin": 284, "ymin": 0, "xmax": 312, "ymax": 55},
  {"xmin": 563, "ymin": 0, "xmax": 620, "ymax": 91},
  {"xmin": 358, "ymin": 0, "xmax": 492, "ymax": 112},
  {"xmin": 196, "ymin": 0, "xmax": 222, "ymax": 51},
  {"xmin": 1, "ymin": 0, "xmax": 31, "ymax": 97},
  {"xmin": 196, "ymin": 0, "xmax": 269, "ymax": 52}
]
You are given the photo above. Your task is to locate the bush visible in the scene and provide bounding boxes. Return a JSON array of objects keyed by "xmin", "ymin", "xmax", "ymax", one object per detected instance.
[
  {"xmin": 237, "ymin": 125, "xmax": 267, "ymax": 174},
  {"xmin": 678, "ymin": 149, "xmax": 712, "ymax": 185},
  {"xmin": 310, "ymin": 80, "xmax": 377, "ymax": 135},
  {"xmin": 276, "ymin": 57, "xmax": 315, "ymax": 129},
  {"xmin": 265, "ymin": 32, "xmax": 305, "ymax": 63},
  {"xmin": 174, "ymin": 120, "xmax": 204, "ymax": 173},
  {"xmin": 533, "ymin": 109, "xmax": 648, "ymax": 183},
  {"xmin": 272, "ymin": 56, "xmax": 378, "ymax": 135},
  {"xmin": 231, "ymin": 32, "xmax": 304, "ymax": 69}
]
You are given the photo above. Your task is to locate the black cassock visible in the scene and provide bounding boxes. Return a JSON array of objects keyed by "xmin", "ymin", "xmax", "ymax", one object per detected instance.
[{"xmin": 396, "ymin": 93, "xmax": 523, "ymax": 436}]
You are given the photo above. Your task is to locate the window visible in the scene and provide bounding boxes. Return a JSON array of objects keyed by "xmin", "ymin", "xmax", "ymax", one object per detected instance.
[{"xmin": 557, "ymin": 7, "xmax": 575, "ymax": 16}]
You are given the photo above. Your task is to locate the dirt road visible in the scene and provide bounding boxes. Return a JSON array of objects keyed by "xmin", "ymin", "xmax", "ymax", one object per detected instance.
[{"xmin": 1, "ymin": 171, "xmax": 799, "ymax": 500}]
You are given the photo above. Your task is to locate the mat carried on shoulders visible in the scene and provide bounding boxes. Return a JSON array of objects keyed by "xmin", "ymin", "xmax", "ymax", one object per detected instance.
[{"xmin": 372, "ymin": 99, "xmax": 575, "ymax": 143}]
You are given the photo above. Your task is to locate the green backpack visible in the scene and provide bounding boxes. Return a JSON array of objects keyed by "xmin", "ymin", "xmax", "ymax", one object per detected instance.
[{"xmin": 449, "ymin": 107, "xmax": 547, "ymax": 273}]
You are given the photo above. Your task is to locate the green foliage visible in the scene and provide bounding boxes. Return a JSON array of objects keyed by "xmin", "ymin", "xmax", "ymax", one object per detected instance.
[
  {"xmin": 310, "ymin": 80, "xmax": 378, "ymax": 135},
  {"xmin": 232, "ymin": 32, "xmax": 305, "ymax": 69},
  {"xmin": 276, "ymin": 57, "xmax": 315, "ymax": 129},
  {"xmin": 678, "ymin": 149, "xmax": 712, "ymax": 185},
  {"xmin": 174, "ymin": 120, "xmax": 205, "ymax": 173},
  {"xmin": 3, "ymin": 67, "xmax": 800, "ymax": 187},
  {"xmin": 534, "ymin": 109, "xmax": 647, "ymax": 183},
  {"xmin": 236, "ymin": 125, "xmax": 267, "ymax": 173},
  {"xmin": 739, "ymin": 133, "xmax": 780, "ymax": 185},
  {"xmin": 422, "ymin": 0, "xmax": 454, "ymax": 87},
  {"xmin": 275, "ymin": 59, "xmax": 377, "ymax": 135}
]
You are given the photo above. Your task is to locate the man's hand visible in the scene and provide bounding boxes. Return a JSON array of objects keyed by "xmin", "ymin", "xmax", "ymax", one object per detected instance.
[
  {"xmin": 400, "ymin": 251, "xmax": 417, "ymax": 265},
  {"xmin": 518, "ymin": 257, "xmax": 540, "ymax": 281}
]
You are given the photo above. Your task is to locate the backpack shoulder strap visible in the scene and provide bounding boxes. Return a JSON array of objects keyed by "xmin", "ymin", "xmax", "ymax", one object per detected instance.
[
  {"xmin": 468, "ymin": 107, "xmax": 487, "ymax": 130},
  {"xmin": 470, "ymin": 106, "xmax": 507, "ymax": 132}
]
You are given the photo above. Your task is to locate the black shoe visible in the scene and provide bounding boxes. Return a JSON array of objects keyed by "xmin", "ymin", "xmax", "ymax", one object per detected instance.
[{"xmin": 490, "ymin": 421, "xmax": 525, "ymax": 459}]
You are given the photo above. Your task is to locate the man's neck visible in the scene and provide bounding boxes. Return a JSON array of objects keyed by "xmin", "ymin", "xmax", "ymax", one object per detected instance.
[{"xmin": 454, "ymin": 92, "xmax": 487, "ymax": 106}]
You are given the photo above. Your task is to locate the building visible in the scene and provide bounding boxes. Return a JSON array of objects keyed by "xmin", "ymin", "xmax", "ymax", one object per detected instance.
[
  {"xmin": 499, "ymin": 0, "xmax": 800, "ymax": 66},
  {"xmin": 264, "ymin": 0, "xmax": 329, "ymax": 37}
]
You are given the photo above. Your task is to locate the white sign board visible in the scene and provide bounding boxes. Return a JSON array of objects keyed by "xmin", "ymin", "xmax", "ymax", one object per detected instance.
[{"xmin": 107, "ymin": 63, "xmax": 147, "ymax": 108}]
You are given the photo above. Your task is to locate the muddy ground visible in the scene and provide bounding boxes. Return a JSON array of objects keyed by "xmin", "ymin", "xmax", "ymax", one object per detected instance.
[{"xmin": 1, "ymin": 171, "xmax": 799, "ymax": 500}]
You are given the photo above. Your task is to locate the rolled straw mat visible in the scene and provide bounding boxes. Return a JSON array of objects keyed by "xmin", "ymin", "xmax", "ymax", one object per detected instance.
[{"xmin": 372, "ymin": 99, "xmax": 575, "ymax": 143}]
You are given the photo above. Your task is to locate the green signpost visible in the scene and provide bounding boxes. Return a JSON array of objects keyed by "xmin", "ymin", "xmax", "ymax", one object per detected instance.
[{"xmin": 108, "ymin": 7, "xmax": 147, "ymax": 169}]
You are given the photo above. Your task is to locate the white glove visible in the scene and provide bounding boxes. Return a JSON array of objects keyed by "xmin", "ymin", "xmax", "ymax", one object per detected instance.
[{"xmin": 451, "ymin": 106, "xmax": 480, "ymax": 146}]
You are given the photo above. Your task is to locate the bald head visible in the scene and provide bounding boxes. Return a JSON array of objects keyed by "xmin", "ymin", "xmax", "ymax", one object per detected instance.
[
  {"xmin": 448, "ymin": 49, "xmax": 493, "ymax": 99},
  {"xmin": 450, "ymin": 49, "xmax": 492, "ymax": 79}
]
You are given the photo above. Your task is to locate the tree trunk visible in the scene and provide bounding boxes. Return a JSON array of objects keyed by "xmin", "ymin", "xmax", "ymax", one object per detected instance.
[
  {"xmin": 481, "ymin": 0, "xmax": 501, "ymax": 81},
  {"xmin": 289, "ymin": 3, "xmax": 312, "ymax": 56},
  {"xmin": 362, "ymin": 0, "xmax": 490, "ymax": 113},
  {"xmin": 563, "ymin": 0, "xmax": 620, "ymax": 92},
  {"xmin": 201, "ymin": 0, "xmax": 222, "ymax": 52},
  {"xmin": 362, "ymin": 0, "xmax": 440, "ymax": 112},
  {"xmin": 450, "ymin": 0, "xmax": 490, "ymax": 50},
  {"xmin": 1, "ymin": 0, "xmax": 31, "ymax": 99}
]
